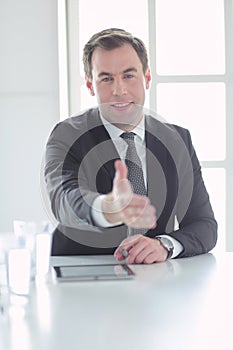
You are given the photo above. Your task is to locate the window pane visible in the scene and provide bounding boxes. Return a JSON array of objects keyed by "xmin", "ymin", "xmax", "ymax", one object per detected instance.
[
  {"xmin": 78, "ymin": 0, "xmax": 149, "ymax": 110},
  {"xmin": 155, "ymin": 0, "xmax": 225, "ymax": 75},
  {"xmin": 156, "ymin": 83, "xmax": 226, "ymax": 161},
  {"xmin": 202, "ymin": 168, "xmax": 225, "ymax": 253},
  {"xmin": 78, "ymin": 0, "xmax": 148, "ymax": 75}
]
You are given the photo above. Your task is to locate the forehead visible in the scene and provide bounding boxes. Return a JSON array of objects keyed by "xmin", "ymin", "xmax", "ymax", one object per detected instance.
[{"xmin": 91, "ymin": 44, "xmax": 143, "ymax": 74}]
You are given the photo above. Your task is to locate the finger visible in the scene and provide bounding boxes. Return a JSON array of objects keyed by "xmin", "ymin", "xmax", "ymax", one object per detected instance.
[
  {"xmin": 125, "ymin": 194, "xmax": 150, "ymax": 207},
  {"xmin": 126, "ymin": 237, "xmax": 163, "ymax": 264},
  {"xmin": 123, "ymin": 203, "xmax": 155, "ymax": 220},
  {"xmin": 123, "ymin": 205, "xmax": 157, "ymax": 228},
  {"xmin": 116, "ymin": 178, "xmax": 132, "ymax": 203},
  {"xmin": 114, "ymin": 234, "xmax": 142, "ymax": 259},
  {"xmin": 134, "ymin": 244, "xmax": 157, "ymax": 264},
  {"xmin": 115, "ymin": 194, "xmax": 149, "ymax": 216},
  {"xmin": 126, "ymin": 241, "xmax": 149, "ymax": 264},
  {"xmin": 114, "ymin": 159, "xmax": 128, "ymax": 182},
  {"xmin": 114, "ymin": 248, "xmax": 128, "ymax": 261},
  {"xmin": 113, "ymin": 160, "xmax": 132, "ymax": 207},
  {"xmin": 142, "ymin": 252, "xmax": 159, "ymax": 264},
  {"xmin": 136, "ymin": 239, "xmax": 167, "ymax": 264}
]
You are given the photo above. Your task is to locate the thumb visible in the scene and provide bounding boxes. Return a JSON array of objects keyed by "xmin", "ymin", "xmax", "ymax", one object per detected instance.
[
  {"xmin": 113, "ymin": 160, "xmax": 132, "ymax": 202},
  {"xmin": 114, "ymin": 159, "xmax": 128, "ymax": 182}
]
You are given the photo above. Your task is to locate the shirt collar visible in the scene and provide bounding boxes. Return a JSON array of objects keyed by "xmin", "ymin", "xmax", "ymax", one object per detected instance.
[{"xmin": 100, "ymin": 114, "xmax": 145, "ymax": 142}]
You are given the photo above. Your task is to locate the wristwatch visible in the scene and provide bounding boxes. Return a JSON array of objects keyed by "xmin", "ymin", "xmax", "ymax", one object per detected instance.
[{"xmin": 156, "ymin": 236, "xmax": 174, "ymax": 259}]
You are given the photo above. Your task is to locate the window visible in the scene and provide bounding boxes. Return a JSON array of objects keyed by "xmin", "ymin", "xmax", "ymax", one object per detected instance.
[
  {"xmin": 58, "ymin": 0, "xmax": 233, "ymax": 252},
  {"xmin": 149, "ymin": 0, "xmax": 232, "ymax": 254},
  {"xmin": 58, "ymin": 0, "xmax": 149, "ymax": 117}
]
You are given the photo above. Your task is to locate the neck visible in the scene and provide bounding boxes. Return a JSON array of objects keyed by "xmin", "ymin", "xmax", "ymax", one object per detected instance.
[{"xmin": 113, "ymin": 123, "xmax": 136, "ymax": 132}]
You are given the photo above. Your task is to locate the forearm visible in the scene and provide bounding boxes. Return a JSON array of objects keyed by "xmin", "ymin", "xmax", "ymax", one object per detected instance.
[
  {"xmin": 45, "ymin": 159, "xmax": 100, "ymax": 228},
  {"xmin": 49, "ymin": 184, "xmax": 100, "ymax": 229},
  {"xmin": 170, "ymin": 217, "xmax": 218, "ymax": 257}
]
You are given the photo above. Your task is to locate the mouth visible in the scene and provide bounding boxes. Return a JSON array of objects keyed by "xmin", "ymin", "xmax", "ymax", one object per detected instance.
[{"xmin": 111, "ymin": 101, "xmax": 133, "ymax": 111}]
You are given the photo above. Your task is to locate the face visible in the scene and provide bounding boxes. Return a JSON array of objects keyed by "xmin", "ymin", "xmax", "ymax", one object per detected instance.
[{"xmin": 86, "ymin": 44, "xmax": 151, "ymax": 131}]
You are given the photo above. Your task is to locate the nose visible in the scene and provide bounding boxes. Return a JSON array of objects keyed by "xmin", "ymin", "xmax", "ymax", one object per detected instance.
[{"xmin": 112, "ymin": 78, "xmax": 127, "ymax": 96}]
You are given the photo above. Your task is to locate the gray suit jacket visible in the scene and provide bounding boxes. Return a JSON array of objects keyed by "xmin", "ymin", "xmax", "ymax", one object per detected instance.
[{"xmin": 44, "ymin": 108, "xmax": 217, "ymax": 256}]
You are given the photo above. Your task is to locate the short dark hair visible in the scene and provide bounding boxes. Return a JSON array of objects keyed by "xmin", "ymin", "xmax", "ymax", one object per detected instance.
[{"xmin": 83, "ymin": 28, "xmax": 149, "ymax": 80}]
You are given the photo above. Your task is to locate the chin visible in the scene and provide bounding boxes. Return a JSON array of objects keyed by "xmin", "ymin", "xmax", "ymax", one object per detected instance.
[{"xmin": 100, "ymin": 103, "xmax": 143, "ymax": 128}]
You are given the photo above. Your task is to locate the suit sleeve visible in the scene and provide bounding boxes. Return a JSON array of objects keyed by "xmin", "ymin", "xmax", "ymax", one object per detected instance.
[
  {"xmin": 44, "ymin": 120, "xmax": 100, "ymax": 230},
  {"xmin": 167, "ymin": 128, "xmax": 218, "ymax": 257}
]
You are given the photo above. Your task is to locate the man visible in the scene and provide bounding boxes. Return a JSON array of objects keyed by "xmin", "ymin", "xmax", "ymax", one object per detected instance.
[{"xmin": 44, "ymin": 28, "xmax": 217, "ymax": 263}]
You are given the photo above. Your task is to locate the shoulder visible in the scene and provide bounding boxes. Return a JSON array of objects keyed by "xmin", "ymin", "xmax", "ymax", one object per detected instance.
[
  {"xmin": 46, "ymin": 108, "xmax": 100, "ymax": 145},
  {"xmin": 145, "ymin": 114, "xmax": 192, "ymax": 147},
  {"xmin": 53, "ymin": 108, "xmax": 99, "ymax": 132}
]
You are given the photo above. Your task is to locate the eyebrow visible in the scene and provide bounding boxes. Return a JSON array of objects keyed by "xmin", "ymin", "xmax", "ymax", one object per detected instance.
[{"xmin": 97, "ymin": 67, "xmax": 138, "ymax": 78}]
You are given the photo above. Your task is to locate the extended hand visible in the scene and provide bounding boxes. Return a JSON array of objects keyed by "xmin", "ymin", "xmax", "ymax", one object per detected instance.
[
  {"xmin": 102, "ymin": 160, "xmax": 156, "ymax": 229},
  {"xmin": 114, "ymin": 234, "xmax": 168, "ymax": 264}
]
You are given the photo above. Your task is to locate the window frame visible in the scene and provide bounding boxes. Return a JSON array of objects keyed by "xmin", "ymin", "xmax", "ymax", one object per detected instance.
[{"xmin": 148, "ymin": 0, "xmax": 233, "ymax": 252}]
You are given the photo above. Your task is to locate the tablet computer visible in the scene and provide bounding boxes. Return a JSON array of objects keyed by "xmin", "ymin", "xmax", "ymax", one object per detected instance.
[{"xmin": 53, "ymin": 264, "xmax": 135, "ymax": 282}]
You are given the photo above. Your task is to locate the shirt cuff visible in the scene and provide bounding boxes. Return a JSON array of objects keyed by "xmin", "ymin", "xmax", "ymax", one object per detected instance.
[
  {"xmin": 156, "ymin": 234, "xmax": 184, "ymax": 258},
  {"xmin": 91, "ymin": 195, "xmax": 122, "ymax": 227}
]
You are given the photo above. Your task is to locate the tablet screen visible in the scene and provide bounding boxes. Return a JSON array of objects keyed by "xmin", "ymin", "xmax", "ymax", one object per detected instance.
[{"xmin": 53, "ymin": 264, "xmax": 135, "ymax": 281}]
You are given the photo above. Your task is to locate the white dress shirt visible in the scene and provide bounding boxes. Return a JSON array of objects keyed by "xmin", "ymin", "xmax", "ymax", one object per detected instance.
[{"xmin": 91, "ymin": 115, "xmax": 183, "ymax": 258}]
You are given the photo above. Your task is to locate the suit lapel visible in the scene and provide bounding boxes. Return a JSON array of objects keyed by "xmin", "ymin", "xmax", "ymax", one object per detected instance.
[
  {"xmin": 145, "ymin": 116, "xmax": 179, "ymax": 233},
  {"xmin": 145, "ymin": 116, "xmax": 168, "ymax": 221}
]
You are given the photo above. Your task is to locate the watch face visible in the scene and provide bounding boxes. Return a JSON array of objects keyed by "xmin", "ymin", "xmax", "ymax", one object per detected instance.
[
  {"xmin": 162, "ymin": 237, "xmax": 174, "ymax": 250},
  {"xmin": 157, "ymin": 237, "xmax": 174, "ymax": 259}
]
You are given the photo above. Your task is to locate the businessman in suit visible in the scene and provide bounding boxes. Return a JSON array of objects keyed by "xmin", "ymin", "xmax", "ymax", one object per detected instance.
[{"xmin": 44, "ymin": 28, "xmax": 217, "ymax": 263}]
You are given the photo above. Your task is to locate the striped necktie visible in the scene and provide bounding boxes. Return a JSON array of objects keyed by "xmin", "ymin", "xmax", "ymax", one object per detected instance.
[
  {"xmin": 121, "ymin": 132, "xmax": 147, "ymax": 196},
  {"xmin": 121, "ymin": 132, "xmax": 147, "ymax": 235}
]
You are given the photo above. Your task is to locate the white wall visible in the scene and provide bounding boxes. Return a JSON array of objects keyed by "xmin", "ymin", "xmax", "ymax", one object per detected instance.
[{"xmin": 0, "ymin": 1, "xmax": 60, "ymax": 232}]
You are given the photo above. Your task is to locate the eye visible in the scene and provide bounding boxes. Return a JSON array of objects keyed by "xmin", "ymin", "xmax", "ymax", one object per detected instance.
[
  {"xmin": 124, "ymin": 74, "xmax": 134, "ymax": 79},
  {"xmin": 101, "ymin": 77, "xmax": 113, "ymax": 82}
]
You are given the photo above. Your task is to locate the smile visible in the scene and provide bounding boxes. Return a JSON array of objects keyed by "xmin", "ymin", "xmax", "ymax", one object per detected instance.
[{"xmin": 111, "ymin": 102, "xmax": 133, "ymax": 109}]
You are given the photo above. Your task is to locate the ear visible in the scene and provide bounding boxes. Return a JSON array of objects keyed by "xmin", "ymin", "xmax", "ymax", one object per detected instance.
[
  {"xmin": 145, "ymin": 68, "xmax": 151, "ymax": 90},
  {"xmin": 85, "ymin": 76, "xmax": 95, "ymax": 96}
]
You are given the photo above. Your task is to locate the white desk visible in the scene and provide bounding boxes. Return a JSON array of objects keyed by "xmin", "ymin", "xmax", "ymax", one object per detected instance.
[{"xmin": 1, "ymin": 253, "xmax": 233, "ymax": 350}]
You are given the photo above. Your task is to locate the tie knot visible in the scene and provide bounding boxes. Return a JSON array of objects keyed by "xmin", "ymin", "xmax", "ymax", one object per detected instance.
[{"xmin": 120, "ymin": 132, "xmax": 135, "ymax": 142}]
